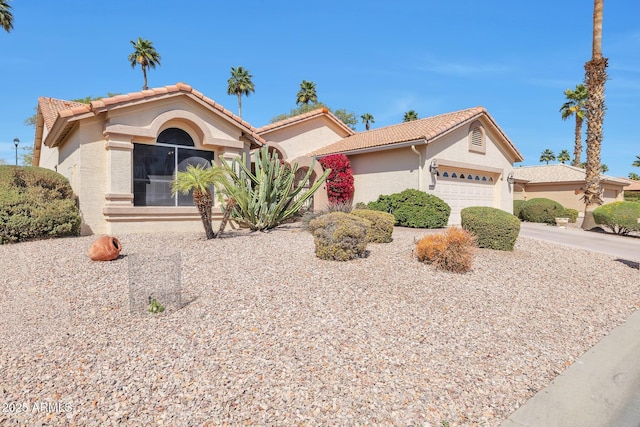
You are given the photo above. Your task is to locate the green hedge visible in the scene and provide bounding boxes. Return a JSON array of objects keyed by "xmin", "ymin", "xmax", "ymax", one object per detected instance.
[
  {"xmin": 351, "ymin": 209, "xmax": 395, "ymax": 243},
  {"xmin": 461, "ymin": 206, "xmax": 520, "ymax": 251},
  {"xmin": 0, "ymin": 166, "xmax": 81, "ymax": 244},
  {"xmin": 593, "ymin": 201, "xmax": 640, "ymax": 235},
  {"xmin": 563, "ymin": 208, "xmax": 579, "ymax": 223},
  {"xmin": 519, "ymin": 198, "xmax": 565, "ymax": 225},
  {"xmin": 513, "ymin": 200, "xmax": 525, "ymax": 219},
  {"xmin": 367, "ymin": 189, "xmax": 450, "ymax": 228},
  {"xmin": 308, "ymin": 212, "xmax": 370, "ymax": 261}
]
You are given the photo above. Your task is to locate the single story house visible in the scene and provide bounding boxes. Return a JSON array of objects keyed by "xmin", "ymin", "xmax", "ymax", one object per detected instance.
[
  {"xmin": 512, "ymin": 164, "xmax": 629, "ymax": 210},
  {"xmin": 308, "ymin": 107, "xmax": 524, "ymax": 224},
  {"xmin": 622, "ymin": 179, "xmax": 640, "ymax": 198},
  {"xmin": 34, "ymin": 82, "xmax": 524, "ymax": 233}
]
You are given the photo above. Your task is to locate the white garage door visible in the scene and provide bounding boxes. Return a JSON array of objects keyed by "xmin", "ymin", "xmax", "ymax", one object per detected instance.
[{"xmin": 431, "ymin": 170, "xmax": 496, "ymax": 225}]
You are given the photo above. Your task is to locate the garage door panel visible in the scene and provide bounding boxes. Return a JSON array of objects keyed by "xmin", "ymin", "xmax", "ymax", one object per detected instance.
[{"xmin": 432, "ymin": 170, "xmax": 496, "ymax": 225}]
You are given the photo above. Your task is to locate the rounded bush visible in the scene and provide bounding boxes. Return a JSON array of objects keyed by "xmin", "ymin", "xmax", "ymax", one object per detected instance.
[
  {"xmin": 0, "ymin": 166, "xmax": 81, "ymax": 244},
  {"xmin": 461, "ymin": 206, "xmax": 520, "ymax": 251},
  {"xmin": 415, "ymin": 227, "xmax": 476, "ymax": 273},
  {"xmin": 351, "ymin": 209, "xmax": 395, "ymax": 243},
  {"xmin": 519, "ymin": 198, "xmax": 565, "ymax": 225},
  {"xmin": 367, "ymin": 189, "xmax": 450, "ymax": 228},
  {"xmin": 308, "ymin": 212, "xmax": 370, "ymax": 261},
  {"xmin": 563, "ymin": 208, "xmax": 579, "ymax": 223},
  {"xmin": 513, "ymin": 200, "xmax": 525, "ymax": 219},
  {"xmin": 593, "ymin": 201, "xmax": 640, "ymax": 235}
]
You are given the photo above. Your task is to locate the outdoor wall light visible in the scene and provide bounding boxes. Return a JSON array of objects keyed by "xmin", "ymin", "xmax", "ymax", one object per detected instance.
[
  {"xmin": 507, "ymin": 172, "xmax": 515, "ymax": 185},
  {"xmin": 429, "ymin": 160, "xmax": 438, "ymax": 175}
]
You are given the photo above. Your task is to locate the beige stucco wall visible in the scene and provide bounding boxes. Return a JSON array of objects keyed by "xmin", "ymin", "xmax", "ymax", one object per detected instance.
[
  {"xmin": 263, "ymin": 118, "xmax": 348, "ymax": 160},
  {"xmin": 39, "ymin": 96, "xmax": 254, "ymax": 236},
  {"xmin": 518, "ymin": 182, "xmax": 625, "ymax": 211}
]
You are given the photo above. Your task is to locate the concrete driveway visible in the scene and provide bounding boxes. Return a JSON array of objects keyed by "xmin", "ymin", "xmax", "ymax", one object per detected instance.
[{"xmin": 519, "ymin": 221, "xmax": 640, "ymax": 263}]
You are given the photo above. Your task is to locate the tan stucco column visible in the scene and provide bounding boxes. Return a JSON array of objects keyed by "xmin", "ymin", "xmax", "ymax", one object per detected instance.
[{"xmin": 104, "ymin": 136, "xmax": 134, "ymax": 206}]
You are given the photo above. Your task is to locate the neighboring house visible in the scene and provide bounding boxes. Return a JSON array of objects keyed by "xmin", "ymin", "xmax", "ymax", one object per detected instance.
[
  {"xmin": 622, "ymin": 179, "xmax": 640, "ymax": 198},
  {"xmin": 34, "ymin": 83, "xmax": 266, "ymax": 235},
  {"xmin": 512, "ymin": 164, "xmax": 629, "ymax": 210},
  {"xmin": 309, "ymin": 107, "xmax": 524, "ymax": 225}
]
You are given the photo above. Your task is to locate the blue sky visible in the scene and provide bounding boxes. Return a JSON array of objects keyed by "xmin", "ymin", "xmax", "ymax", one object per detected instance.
[{"xmin": 1, "ymin": 1, "xmax": 638, "ymax": 178}]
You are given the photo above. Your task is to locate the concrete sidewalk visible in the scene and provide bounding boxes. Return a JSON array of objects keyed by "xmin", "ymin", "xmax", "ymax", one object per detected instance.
[
  {"xmin": 501, "ymin": 223, "xmax": 640, "ymax": 426},
  {"xmin": 502, "ymin": 310, "xmax": 640, "ymax": 427}
]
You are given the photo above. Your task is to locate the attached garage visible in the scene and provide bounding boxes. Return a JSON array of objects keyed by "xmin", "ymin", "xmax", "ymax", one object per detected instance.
[{"xmin": 432, "ymin": 168, "xmax": 497, "ymax": 224}]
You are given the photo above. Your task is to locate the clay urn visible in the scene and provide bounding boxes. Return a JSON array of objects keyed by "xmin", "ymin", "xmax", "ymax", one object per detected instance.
[{"xmin": 88, "ymin": 236, "xmax": 122, "ymax": 261}]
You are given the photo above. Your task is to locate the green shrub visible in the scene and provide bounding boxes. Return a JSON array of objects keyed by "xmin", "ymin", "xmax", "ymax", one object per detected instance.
[
  {"xmin": 308, "ymin": 212, "xmax": 370, "ymax": 261},
  {"xmin": 513, "ymin": 200, "xmax": 525, "ymax": 219},
  {"xmin": 354, "ymin": 202, "xmax": 367, "ymax": 210},
  {"xmin": 519, "ymin": 198, "xmax": 565, "ymax": 225},
  {"xmin": 0, "ymin": 166, "xmax": 81, "ymax": 244},
  {"xmin": 415, "ymin": 227, "xmax": 476, "ymax": 273},
  {"xmin": 593, "ymin": 201, "xmax": 640, "ymax": 235},
  {"xmin": 461, "ymin": 206, "xmax": 520, "ymax": 251},
  {"xmin": 624, "ymin": 192, "xmax": 640, "ymax": 203},
  {"xmin": 351, "ymin": 209, "xmax": 395, "ymax": 243},
  {"xmin": 563, "ymin": 208, "xmax": 579, "ymax": 223},
  {"xmin": 367, "ymin": 189, "xmax": 450, "ymax": 228}
]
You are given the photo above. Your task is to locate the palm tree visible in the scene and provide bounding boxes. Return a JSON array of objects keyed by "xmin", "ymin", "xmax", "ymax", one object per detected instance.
[
  {"xmin": 633, "ymin": 155, "xmax": 640, "ymax": 168},
  {"xmin": 227, "ymin": 66, "xmax": 255, "ymax": 118},
  {"xmin": 0, "ymin": 0, "xmax": 13, "ymax": 33},
  {"xmin": 171, "ymin": 164, "xmax": 229, "ymax": 240},
  {"xmin": 557, "ymin": 149, "xmax": 571, "ymax": 164},
  {"xmin": 599, "ymin": 163, "xmax": 609, "ymax": 173},
  {"xmin": 629, "ymin": 172, "xmax": 640, "ymax": 180},
  {"xmin": 296, "ymin": 80, "xmax": 318, "ymax": 107},
  {"xmin": 128, "ymin": 37, "xmax": 161, "ymax": 90},
  {"xmin": 582, "ymin": 0, "xmax": 607, "ymax": 230},
  {"xmin": 540, "ymin": 149, "xmax": 556, "ymax": 165},
  {"xmin": 403, "ymin": 110, "xmax": 419, "ymax": 122},
  {"xmin": 361, "ymin": 113, "xmax": 375, "ymax": 131},
  {"xmin": 560, "ymin": 84, "xmax": 588, "ymax": 166}
]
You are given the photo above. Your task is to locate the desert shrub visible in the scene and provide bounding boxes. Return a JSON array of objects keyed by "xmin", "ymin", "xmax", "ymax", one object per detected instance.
[
  {"xmin": 300, "ymin": 201, "xmax": 353, "ymax": 230},
  {"xmin": 563, "ymin": 208, "xmax": 579, "ymax": 223},
  {"xmin": 351, "ymin": 209, "xmax": 395, "ymax": 243},
  {"xmin": 318, "ymin": 154, "xmax": 354, "ymax": 204},
  {"xmin": 624, "ymin": 192, "xmax": 640, "ymax": 203},
  {"xmin": 519, "ymin": 198, "xmax": 565, "ymax": 225},
  {"xmin": 354, "ymin": 202, "xmax": 367, "ymax": 209},
  {"xmin": 461, "ymin": 206, "xmax": 520, "ymax": 251},
  {"xmin": 592, "ymin": 201, "xmax": 640, "ymax": 235},
  {"xmin": 513, "ymin": 200, "xmax": 525, "ymax": 219},
  {"xmin": 415, "ymin": 227, "xmax": 475, "ymax": 273},
  {"xmin": 308, "ymin": 212, "xmax": 370, "ymax": 261},
  {"xmin": 0, "ymin": 166, "xmax": 81, "ymax": 244},
  {"xmin": 367, "ymin": 189, "xmax": 450, "ymax": 228}
]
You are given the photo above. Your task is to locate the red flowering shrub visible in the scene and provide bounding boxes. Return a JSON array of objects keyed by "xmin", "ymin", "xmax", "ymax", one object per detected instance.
[{"xmin": 319, "ymin": 154, "xmax": 354, "ymax": 204}]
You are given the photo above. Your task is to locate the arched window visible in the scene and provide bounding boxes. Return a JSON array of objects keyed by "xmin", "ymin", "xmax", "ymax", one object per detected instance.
[
  {"xmin": 133, "ymin": 127, "xmax": 215, "ymax": 206},
  {"xmin": 452, "ymin": 173, "xmax": 457, "ymax": 178},
  {"xmin": 442, "ymin": 172, "xmax": 449, "ymax": 177}
]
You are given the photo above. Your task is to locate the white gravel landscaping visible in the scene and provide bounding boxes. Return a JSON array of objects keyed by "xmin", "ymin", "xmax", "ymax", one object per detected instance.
[{"xmin": 0, "ymin": 224, "xmax": 638, "ymax": 426}]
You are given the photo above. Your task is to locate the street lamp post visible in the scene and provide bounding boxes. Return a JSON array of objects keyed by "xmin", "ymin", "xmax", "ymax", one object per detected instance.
[{"xmin": 13, "ymin": 138, "xmax": 19, "ymax": 166}]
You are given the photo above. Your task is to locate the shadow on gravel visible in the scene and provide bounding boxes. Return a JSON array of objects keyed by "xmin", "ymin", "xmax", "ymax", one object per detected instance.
[{"xmin": 614, "ymin": 259, "xmax": 640, "ymax": 270}]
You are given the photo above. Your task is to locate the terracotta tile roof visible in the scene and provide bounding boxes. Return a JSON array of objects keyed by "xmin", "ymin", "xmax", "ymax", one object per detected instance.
[
  {"xmin": 256, "ymin": 107, "xmax": 355, "ymax": 137},
  {"xmin": 310, "ymin": 107, "xmax": 521, "ymax": 160},
  {"xmin": 38, "ymin": 82, "xmax": 264, "ymax": 146},
  {"xmin": 621, "ymin": 178, "xmax": 640, "ymax": 191},
  {"xmin": 514, "ymin": 164, "xmax": 630, "ymax": 186}
]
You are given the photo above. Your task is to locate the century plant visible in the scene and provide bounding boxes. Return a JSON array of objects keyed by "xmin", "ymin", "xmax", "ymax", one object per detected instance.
[{"xmin": 219, "ymin": 147, "xmax": 330, "ymax": 231}]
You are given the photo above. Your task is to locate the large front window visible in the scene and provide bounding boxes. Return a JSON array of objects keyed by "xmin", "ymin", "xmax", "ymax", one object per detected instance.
[{"xmin": 133, "ymin": 128, "xmax": 215, "ymax": 206}]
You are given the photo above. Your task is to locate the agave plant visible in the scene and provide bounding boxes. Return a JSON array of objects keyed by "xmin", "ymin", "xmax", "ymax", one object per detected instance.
[
  {"xmin": 219, "ymin": 147, "xmax": 330, "ymax": 231},
  {"xmin": 171, "ymin": 164, "xmax": 230, "ymax": 239}
]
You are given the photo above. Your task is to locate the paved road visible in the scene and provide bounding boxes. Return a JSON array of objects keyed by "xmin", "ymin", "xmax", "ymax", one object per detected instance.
[{"xmin": 519, "ymin": 221, "xmax": 640, "ymax": 262}]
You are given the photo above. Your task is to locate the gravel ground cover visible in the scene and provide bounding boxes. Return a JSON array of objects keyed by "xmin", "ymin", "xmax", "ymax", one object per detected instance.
[{"xmin": 0, "ymin": 224, "xmax": 639, "ymax": 426}]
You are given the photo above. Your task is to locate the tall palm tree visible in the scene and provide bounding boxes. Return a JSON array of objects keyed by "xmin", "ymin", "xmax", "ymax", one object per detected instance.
[
  {"xmin": 227, "ymin": 66, "xmax": 255, "ymax": 118},
  {"xmin": 557, "ymin": 149, "xmax": 571, "ymax": 164},
  {"xmin": 560, "ymin": 84, "xmax": 588, "ymax": 166},
  {"xmin": 128, "ymin": 37, "xmax": 161, "ymax": 90},
  {"xmin": 361, "ymin": 113, "xmax": 375, "ymax": 131},
  {"xmin": 403, "ymin": 110, "xmax": 419, "ymax": 122},
  {"xmin": 539, "ymin": 149, "xmax": 556, "ymax": 165},
  {"xmin": 0, "ymin": 0, "xmax": 13, "ymax": 33},
  {"xmin": 582, "ymin": 0, "xmax": 607, "ymax": 230},
  {"xmin": 171, "ymin": 164, "xmax": 229, "ymax": 240},
  {"xmin": 296, "ymin": 80, "xmax": 318, "ymax": 107},
  {"xmin": 633, "ymin": 155, "xmax": 640, "ymax": 168}
]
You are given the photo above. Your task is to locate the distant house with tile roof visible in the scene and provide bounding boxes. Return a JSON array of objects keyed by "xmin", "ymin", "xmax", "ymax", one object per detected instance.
[
  {"xmin": 34, "ymin": 82, "xmax": 526, "ymax": 233},
  {"xmin": 512, "ymin": 164, "xmax": 629, "ymax": 211}
]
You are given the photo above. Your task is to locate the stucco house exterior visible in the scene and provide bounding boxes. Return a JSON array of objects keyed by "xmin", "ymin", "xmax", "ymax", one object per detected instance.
[
  {"xmin": 310, "ymin": 107, "xmax": 524, "ymax": 224},
  {"xmin": 512, "ymin": 164, "xmax": 629, "ymax": 210}
]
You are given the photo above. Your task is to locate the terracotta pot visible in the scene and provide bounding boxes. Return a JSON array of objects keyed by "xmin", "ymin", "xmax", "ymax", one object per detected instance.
[{"xmin": 88, "ymin": 236, "xmax": 122, "ymax": 261}]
